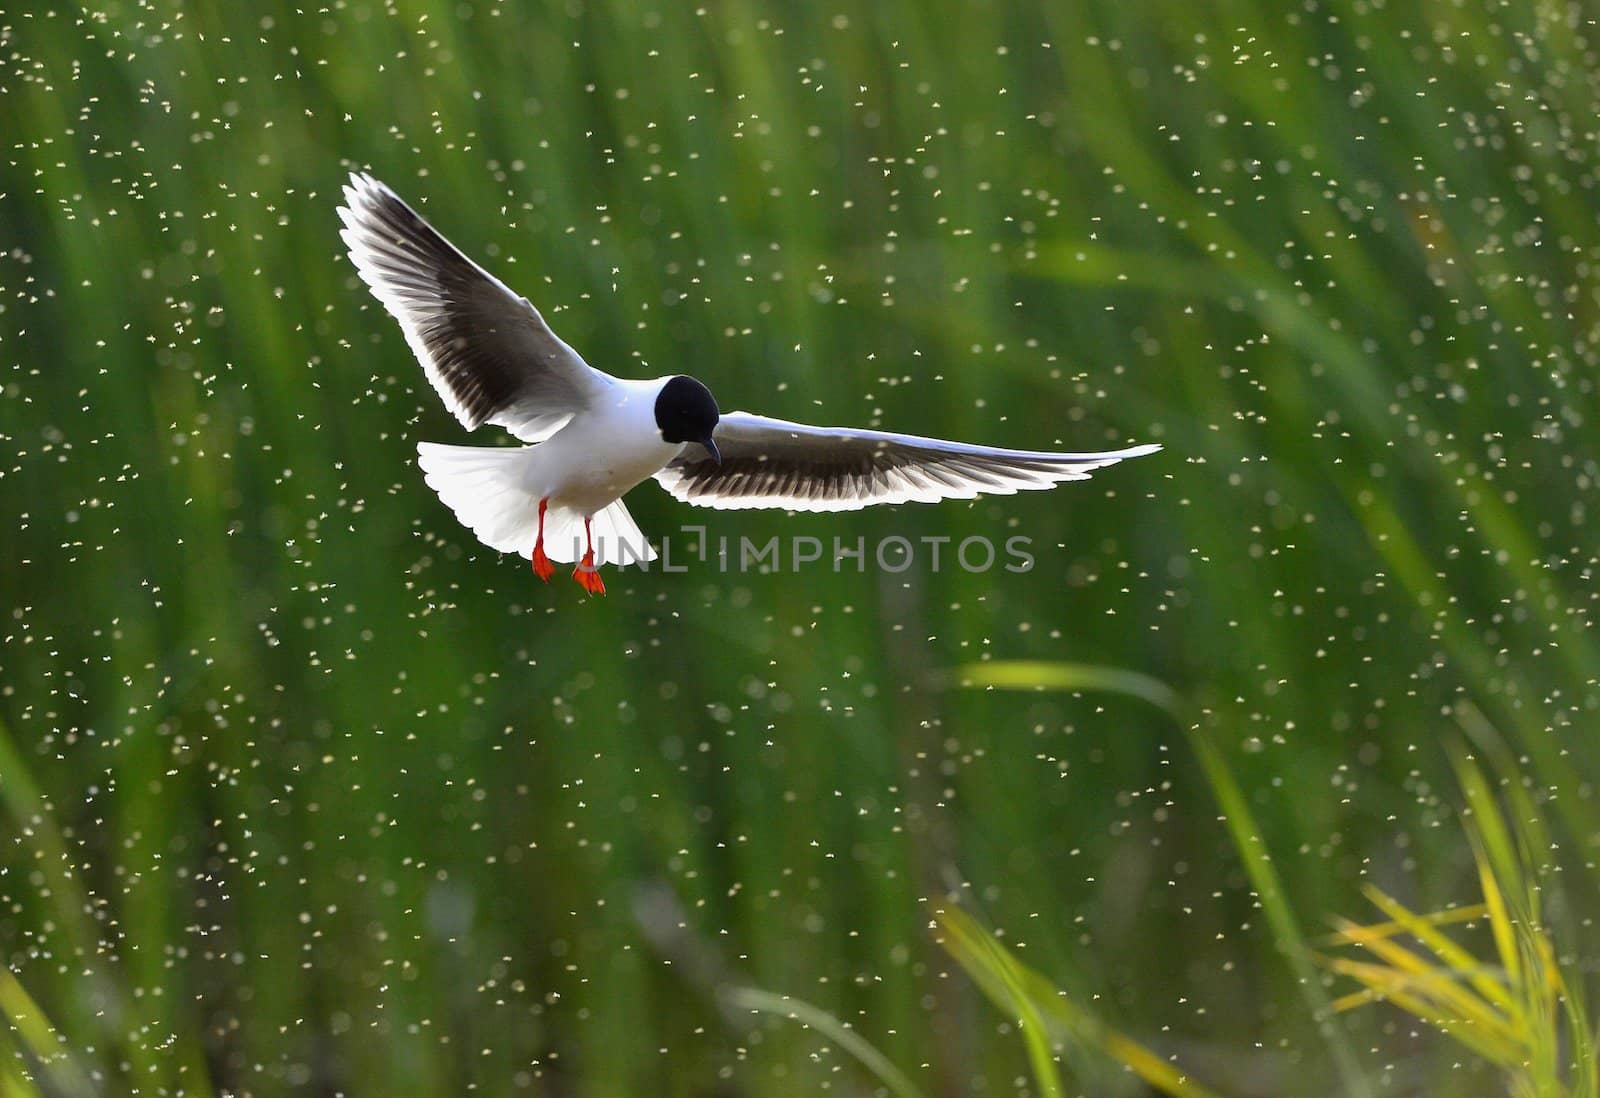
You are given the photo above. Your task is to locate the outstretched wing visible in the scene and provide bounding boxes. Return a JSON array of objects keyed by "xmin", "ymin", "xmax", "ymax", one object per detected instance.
[
  {"xmin": 338, "ymin": 171, "xmax": 611, "ymax": 441},
  {"xmin": 653, "ymin": 411, "xmax": 1160, "ymax": 512}
]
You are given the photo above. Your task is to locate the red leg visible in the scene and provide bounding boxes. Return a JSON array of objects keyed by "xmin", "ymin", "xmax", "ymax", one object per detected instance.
[
  {"xmin": 572, "ymin": 516, "xmax": 606, "ymax": 595},
  {"xmin": 531, "ymin": 498, "xmax": 554, "ymax": 582}
]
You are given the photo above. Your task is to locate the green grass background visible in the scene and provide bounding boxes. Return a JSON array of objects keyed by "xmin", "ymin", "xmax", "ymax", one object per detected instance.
[{"xmin": 2, "ymin": 0, "xmax": 1597, "ymax": 1093}]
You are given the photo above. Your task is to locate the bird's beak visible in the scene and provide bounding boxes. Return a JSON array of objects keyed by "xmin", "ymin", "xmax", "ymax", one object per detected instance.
[{"xmin": 701, "ymin": 436, "xmax": 722, "ymax": 465}]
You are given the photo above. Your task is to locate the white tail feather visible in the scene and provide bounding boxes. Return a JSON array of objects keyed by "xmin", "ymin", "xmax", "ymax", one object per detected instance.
[
  {"xmin": 416, "ymin": 443, "xmax": 656, "ymax": 566},
  {"xmin": 541, "ymin": 498, "xmax": 658, "ymax": 567}
]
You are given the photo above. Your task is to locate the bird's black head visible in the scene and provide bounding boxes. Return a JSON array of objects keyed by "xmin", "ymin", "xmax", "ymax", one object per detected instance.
[{"xmin": 655, "ymin": 375, "xmax": 721, "ymax": 462}]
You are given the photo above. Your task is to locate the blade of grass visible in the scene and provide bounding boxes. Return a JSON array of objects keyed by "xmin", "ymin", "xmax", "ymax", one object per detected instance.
[
  {"xmin": 1324, "ymin": 740, "xmax": 1597, "ymax": 1097},
  {"xmin": 1326, "ymin": 919, "xmax": 1523, "ymax": 1058},
  {"xmin": 721, "ymin": 987, "xmax": 926, "ymax": 1098},
  {"xmin": 946, "ymin": 661, "xmax": 1181, "ymax": 714},
  {"xmin": 0, "ymin": 966, "xmax": 93, "ymax": 1098},
  {"xmin": 936, "ymin": 907, "xmax": 1220, "ymax": 1098},
  {"xmin": 1318, "ymin": 903, "xmax": 1488, "ymax": 947},
  {"xmin": 936, "ymin": 909, "xmax": 1065, "ymax": 1098},
  {"xmin": 948, "ymin": 661, "xmax": 1364, "ymax": 1093},
  {"xmin": 1360, "ymin": 886, "xmax": 1515, "ymax": 1017},
  {"xmin": 1320, "ymin": 953, "xmax": 1521, "ymax": 1066}
]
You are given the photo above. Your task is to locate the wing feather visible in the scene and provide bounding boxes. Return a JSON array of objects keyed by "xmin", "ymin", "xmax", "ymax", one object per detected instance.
[
  {"xmin": 338, "ymin": 171, "xmax": 609, "ymax": 441},
  {"xmin": 652, "ymin": 411, "xmax": 1160, "ymax": 512}
]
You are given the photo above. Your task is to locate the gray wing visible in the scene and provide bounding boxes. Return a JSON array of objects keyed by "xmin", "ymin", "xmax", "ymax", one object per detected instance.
[
  {"xmin": 654, "ymin": 411, "xmax": 1161, "ymax": 512},
  {"xmin": 338, "ymin": 172, "xmax": 611, "ymax": 441}
]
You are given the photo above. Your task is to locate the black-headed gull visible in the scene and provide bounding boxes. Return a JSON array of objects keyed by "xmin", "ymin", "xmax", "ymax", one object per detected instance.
[{"xmin": 338, "ymin": 172, "xmax": 1160, "ymax": 594}]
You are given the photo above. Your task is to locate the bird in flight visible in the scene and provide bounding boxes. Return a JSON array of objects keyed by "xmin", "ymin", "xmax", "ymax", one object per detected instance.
[{"xmin": 338, "ymin": 172, "xmax": 1159, "ymax": 595}]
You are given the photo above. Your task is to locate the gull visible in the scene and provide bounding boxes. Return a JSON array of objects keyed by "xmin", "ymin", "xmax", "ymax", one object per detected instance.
[{"xmin": 338, "ymin": 172, "xmax": 1160, "ymax": 594}]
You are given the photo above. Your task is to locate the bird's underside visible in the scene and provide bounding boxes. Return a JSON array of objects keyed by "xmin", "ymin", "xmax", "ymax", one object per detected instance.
[{"xmin": 338, "ymin": 171, "xmax": 1160, "ymax": 594}]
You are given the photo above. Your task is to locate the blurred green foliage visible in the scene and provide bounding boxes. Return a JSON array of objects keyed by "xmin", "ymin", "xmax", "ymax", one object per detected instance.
[{"xmin": 2, "ymin": 0, "xmax": 1598, "ymax": 1093}]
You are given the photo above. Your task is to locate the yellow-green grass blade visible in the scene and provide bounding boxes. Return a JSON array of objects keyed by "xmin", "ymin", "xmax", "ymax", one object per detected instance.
[
  {"xmin": 1318, "ymin": 904, "xmax": 1489, "ymax": 948},
  {"xmin": 1319, "ymin": 954, "xmax": 1525, "ymax": 1068},
  {"xmin": 1468, "ymin": 831, "xmax": 1525, "ymax": 1000},
  {"xmin": 1452, "ymin": 706, "xmax": 1554, "ymax": 878},
  {"xmin": 1450, "ymin": 750, "xmax": 1540, "ymax": 1030},
  {"xmin": 935, "ymin": 909, "xmax": 1065, "ymax": 1098},
  {"xmin": 1359, "ymin": 886, "xmax": 1515, "ymax": 1018},
  {"xmin": 946, "ymin": 662, "xmax": 1182, "ymax": 715},
  {"xmin": 1325, "ymin": 740, "xmax": 1597, "ymax": 1097},
  {"xmin": 1514, "ymin": 931, "xmax": 1565, "ymax": 1097},
  {"xmin": 1449, "ymin": 750, "xmax": 1530, "ymax": 920},
  {"xmin": 0, "ymin": 1052, "xmax": 42, "ymax": 1098},
  {"xmin": 1328, "ymin": 918, "xmax": 1523, "ymax": 1054},
  {"xmin": 937, "ymin": 908, "xmax": 1220, "ymax": 1098},
  {"xmin": 948, "ymin": 661, "xmax": 1358, "ymax": 1091},
  {"xmin": 0, "ymin": 967, "xmax": 93, "ymax": 1098}
]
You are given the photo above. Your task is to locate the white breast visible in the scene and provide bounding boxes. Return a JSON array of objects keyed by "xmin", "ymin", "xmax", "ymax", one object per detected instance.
[{"xmin": 527, "ymin": 377, "xmax": 684, "ymax": 514}]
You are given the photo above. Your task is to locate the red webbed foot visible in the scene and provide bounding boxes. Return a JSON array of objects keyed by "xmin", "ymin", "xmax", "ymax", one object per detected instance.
[
  {"xmin": 573, "ymin": 550, "xmax": 606, "ymax": 596},
  {"xmin": 532, "ymin": 542, "xmax": 554, "ymax": 582}
]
